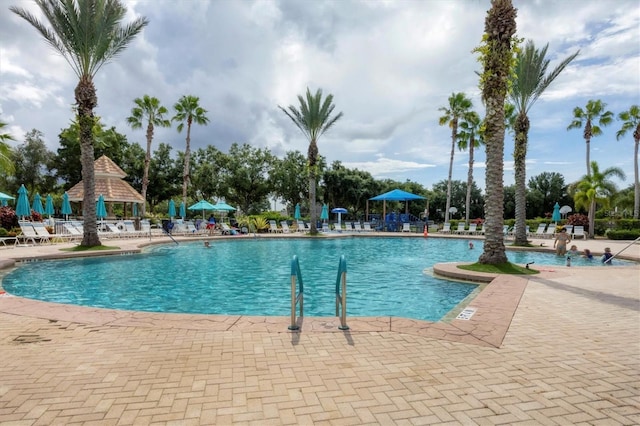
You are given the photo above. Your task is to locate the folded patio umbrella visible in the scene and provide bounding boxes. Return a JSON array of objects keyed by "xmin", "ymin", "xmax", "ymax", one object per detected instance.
[{"xmin": 16, "ymin": 184, "xmax": 31, "ymax": 219}]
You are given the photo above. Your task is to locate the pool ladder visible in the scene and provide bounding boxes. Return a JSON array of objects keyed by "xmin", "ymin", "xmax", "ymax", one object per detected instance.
[{"xmin": 288, "ymin": 255, "xmax": 349, "ymax": 331}]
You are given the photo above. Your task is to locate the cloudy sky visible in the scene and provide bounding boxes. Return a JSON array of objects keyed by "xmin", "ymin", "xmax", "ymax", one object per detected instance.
[{"xmin": 1, "ymin": 0, "xmax": 639, "ymax": 192}]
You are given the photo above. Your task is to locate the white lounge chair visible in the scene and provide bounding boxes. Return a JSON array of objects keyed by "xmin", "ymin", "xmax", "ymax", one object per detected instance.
[
  {"xmin": 17, "ymin": 222, "xmax": 39, "ymax": 245},
  {"xmin": 573, "ymin": 225, "xmax": 586, "ymax": 240},
  {"xmin": 454, "ymin": 223, "xmax": 466, "ymax": 234},
  {"xmin": 531, "ymin": 223, "xmax": 546, "ymax": 238},
  {"xmin": 543, "ymin": 223, "xmax": 556, "ymax": 238},
  {"xmin": 440, "ymin": 223, "xmax": 451, "ymax": 233},
  {"xmin": 353, "ymin": 222, "xmax": 363, "ymax": 232},
  {"xmin": 401, "ymin": 223, "xmax": 411, "ymax": 232},
  {"xmin": 344, "ymin": 222, "xmax": 353, "ymax": 231},
  {"xmin": 363, "ymin": 222, "xmax": 373, "ymax": 232},
  {"xmin": 268, "ymin": 220, "xmax": 281, "ymax": 233},
  {"xmin": 333, "ymin": 223, "xmax": 343, "ymax": 231},
  {"xmin": 467, "ymin": 223, "xmax": 478, "ymax": 235},
  {"xmin": 280, "ymin": 221, "xmax": 291, "ymax": 233},
  {"xmin": 31, "ymin": 222, "xmax": 52, "ymax": 244},
  {"xmin": 322, "ymin": 223, "xmax": 330, "ymax": 232},
  {"xmin": 296, "ymin": 221, "xmax": 306, "ymax": 233}
]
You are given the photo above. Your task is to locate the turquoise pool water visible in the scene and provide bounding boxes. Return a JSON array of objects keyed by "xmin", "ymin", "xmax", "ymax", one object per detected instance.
[{"xmin": 1, "ymin": 238, "xmax": 629, "ymax": 321}]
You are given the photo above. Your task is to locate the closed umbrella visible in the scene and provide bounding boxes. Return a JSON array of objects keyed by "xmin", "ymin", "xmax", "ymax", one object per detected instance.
[
  {"xmin": 32, "ymin": 193, "xmax": 44, "ymax": 215},
  {"xmin": 16, "ymin": 184, "xmax": 31, "ymax": 219},
  {"xmin": 320, "ymin": 204, "xmax": 329, "ymax": 222},
  {"xmin": 96, "ymin": 194, "xmax": 107, "ymax": 220},
  {"xmin": 44, "ymin": 194, "xmax": 55, "ymax": 218},
  {"xmin": 61, "ymin": 192, "xmax": 72, "ymax": 220},
  {"xmin": 552, "ymin": 202, "xmax": 561, "ymax": 223},
  {"xmin": 168, "ymin": 199, "xmax": 176, "ymax": 218},
  {"xmin": 179, "ymin": 202, "xmax": 186, "ymax": 219},
  {"xmin": 132, "ymin": 203, "xmax": 138, "ymax": 218},
  {"xmin": 294, "ymin": 203, "xmax": 301, "ymax": 220},
  {"xmin": 331, "ymin": 207, "xmax": 347, "ymax": 226}
]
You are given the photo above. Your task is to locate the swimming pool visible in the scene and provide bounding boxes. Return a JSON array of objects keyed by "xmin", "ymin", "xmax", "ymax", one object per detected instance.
[{"xmin": 1, "ymin": 237, "xmax": 629, "ymax": 321}]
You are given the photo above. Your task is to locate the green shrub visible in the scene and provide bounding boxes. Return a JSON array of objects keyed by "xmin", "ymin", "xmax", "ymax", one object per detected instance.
[
  {"xmin": 606, "ymin": 229, "xmax": 640, "ymax": 240},
  {"xmin": 0, "ymin": 227, "xmax": 7, "ymax": 237}
]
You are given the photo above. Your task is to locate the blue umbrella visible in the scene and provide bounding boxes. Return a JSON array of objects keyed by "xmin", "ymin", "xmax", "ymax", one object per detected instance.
[
  {"xmin": 96, "ymin": 194, "xmax": 107, "ymax": 220},
  {"xmin": 32, "ymin": 193, "xmax": 44, "ymax": 215},
  {"xmin": 16, "ymin": 184, "xmax": 31, "ymax": 219},
  {"xmin": 320, "ymin": 204, "xmax": 329, "ymax": 221},
  {"xmin": 168, "ymin": 199, "xmax": 176, "ymax": 218},
  {"xmin": 179, "ymin": 202, "xmax": 186, "ymax": 219},
  {"xmin": 61, "ymin": 192, "xmax": 72, "ymax": 219},
  {"xmin": 294, "ymin": 203, "xmax": 301, "ymax": 220},
  {"xmin": 44, "ymin": 194, "xmax": 55, "ymax": 217},
  {"xmin": 331, "ymin": 207, "xmax": 347, "ymax": 225},
  {"xmin": 0, "ymin": 191, "xmax": 14, "ymax": 207},
  {"xmin": 132, "ymin": 203, "xmax": 138, "ymax": 217},
  {"xmin": 552, "ymin": 202, "xmax": 561, "ymax": 223},
  {"xmin": 188, "ymin": 200, "xmax": 216, "ymax": 219}
]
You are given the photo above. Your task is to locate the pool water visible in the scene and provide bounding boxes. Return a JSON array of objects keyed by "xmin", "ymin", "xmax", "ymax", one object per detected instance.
[{"xmin": 1, "ymin": 238, "xmax": 629, "ymax": 321}]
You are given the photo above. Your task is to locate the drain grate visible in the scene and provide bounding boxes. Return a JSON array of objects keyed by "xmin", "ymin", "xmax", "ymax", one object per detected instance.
[
  {"xmin": 13, "ymin": 334, "xmax": 52, "ymax": 344},
  {"xmin": 456, "ymin": 307, "xmax": 477, "ymax": 320}
]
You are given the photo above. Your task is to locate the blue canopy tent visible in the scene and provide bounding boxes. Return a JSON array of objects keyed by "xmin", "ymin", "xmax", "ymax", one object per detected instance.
[{"xmin": 368, "ymin": 189, "xmax": 426, "ymax": 231}]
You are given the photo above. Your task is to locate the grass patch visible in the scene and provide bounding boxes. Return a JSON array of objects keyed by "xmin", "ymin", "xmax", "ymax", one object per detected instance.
[
  {"xmin": 458, "ymin": 262, "xmax": 539, "ymax": 275},
  {"xmin": 61, "ymin": 245, "xmax": 120, "ymax": 252}
]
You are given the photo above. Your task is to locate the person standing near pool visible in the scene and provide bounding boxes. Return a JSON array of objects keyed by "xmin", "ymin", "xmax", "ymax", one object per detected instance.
[{"xmin": 553, "ymin": 228, "xmax": 571, "ymax": 256}]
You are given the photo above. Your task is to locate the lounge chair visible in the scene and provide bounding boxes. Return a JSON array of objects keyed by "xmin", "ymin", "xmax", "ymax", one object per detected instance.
[
  {"xmin": 280, "ymin": 221, "xmax": 291, "ymax": 233},
  {"xmin": 268, "ymin": 220, "xmax": 281, "ymax": 233},
  {"xmin": 296, "ymin": 221, "xmax": 306, "ymax": 233},
  {"xmin": 221, "ymin": 223, "xmax": 237, "ymax": 235},
  {"xmin": 31, "ymin": 222, "xmax": 52, "ymax": 244},
  {"xmin": 17, "ymin": 222, "xmax": 39, "ymax": 245},
  {"xmin": 401, "ymin": 223, "xmax": 411, "ymax": 232},
  {"xmin": 363, "ymin": 222, "xmax": 373, "ymax": 232},
  {"xmin": 542, "ymin": 223, "xmax": 556, "ymax": 238},
  {"xmin": 0, "ymin": 235, "xmax": 17, "ymax": 247},
  {"xmin": 304, "ymin": 222, "xmax": 312, "ymax": 232},
  {"xmin": 563, "ymin": 225, "xmax": 573, "ymax": 236},
  {"xmin": 454, "ymin": 223, "xmax": 466, "ymax": 234},
  {"xmin": 322, "ymin": 223, "xmax": 330, "ymax": 232},
  {"xmin": 333, "ymin": 223, "xmax": 343, "ymax": 231},
  {"xmin": 531, "ymin": 223, "xmax": 546, "ymax": 238},
  {"xmin": 573, "ymin": 225, "xmax": 586, "ymax": 240},
  {"xmin": 467, "ymin": 223, "xmax": 477, "ymax": 235},
  {"xmin": 440, "ymin": 223, "xmax": 451, "ymax": 233},
  {"xmin": 351, "ymin": 222, "xmax": 362, "ymax": 232},
  {"xmin": 344, "ymin": 222, "xmax": 353, "ymax": 231}
]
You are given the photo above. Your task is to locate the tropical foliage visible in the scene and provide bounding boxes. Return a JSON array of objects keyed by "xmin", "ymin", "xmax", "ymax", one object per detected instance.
[
  {"xmin": 567, "ymin": 99, "xmax": 614, "ymax": 176},
  {"xmin": 279, "ymin": 88, "xmax": 343, "ymax": 234},
  {"xmin": 456, "ymin": 110, "xmax": 483, "ymax": 225},
  {"xmin": 0, "ymin": 119, "xmax": 15, "ymax": 175},
  {"xmin": 616, "ymin": 105, "xmax": 640, "ymax": 219},
  {"xmin": 11, "ymin": 0, "xmax": 148, "ymax": 247},
  {"xmin": 509, "ymin": 40, "xmax": 578, "ymax": 245}
]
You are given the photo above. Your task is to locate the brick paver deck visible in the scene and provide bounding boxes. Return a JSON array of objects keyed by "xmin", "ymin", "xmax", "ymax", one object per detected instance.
[{"xmin": 0, "ymin": 235, "xmax": 638, "ymax": 424}]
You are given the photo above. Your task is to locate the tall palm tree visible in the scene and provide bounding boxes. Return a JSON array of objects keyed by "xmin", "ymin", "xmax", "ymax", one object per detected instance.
[
  {"xmin": 573, "ymin": 161, "xmax": 625, "ymax": 238},
  {"xmin": 279, "ymin": 88, "xmax": 343, "ymax": 234},
  {"xmin": 11, "ymin": 0, "xmax": 148, "ymax": 247},
  {"xmin": 477, "ymin": 0, "xmax": 516, "ymax": 265},
  {"xmin": 127, "ymin": 95, "xmax": 171, "ymax": 216},
  {"xmin": 0, "ymin": 119, "xmax": 15, "ymax": 174},
  {"xmin": 510, "ymin": 40, "xmax": 579, "ymax": 245},
  {"xmin": 616, "ymin": 105, "xmax": 640, "ymax": 219},
  {"xmin": 567, "ymin": 99, "xmax": 614, "ymax": 176},
  {"xmin": 438, "ymin": 92, "xmax": 473, "ymax": 222},
  {"xmin": 456, "ymin": 111, "xmax": 483, "ymax": 225},
  {"xmin": 172, "ymin": 95, "xmax": 209, "ymax": 207}
]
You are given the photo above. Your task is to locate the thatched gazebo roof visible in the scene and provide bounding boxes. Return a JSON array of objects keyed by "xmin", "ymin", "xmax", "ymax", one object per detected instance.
[{"xmin": 67, "ymin": 155, "xmax": 144, "ymax": 203}]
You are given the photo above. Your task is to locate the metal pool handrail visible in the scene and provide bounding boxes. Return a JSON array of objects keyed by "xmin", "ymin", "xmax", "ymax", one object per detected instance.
[
  {"xmin": 335, "ymin": 255, "xmax": 349, "ymax": 330},
  {"xmin": 605, "ymin": 235, "xmax": 640, "ymax": 264},
  {"xmin": 288, "ymin": 255, "xmax": 304, "ymax": 330}
]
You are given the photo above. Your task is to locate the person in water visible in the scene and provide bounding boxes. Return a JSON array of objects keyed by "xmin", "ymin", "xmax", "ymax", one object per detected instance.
[
  {"xmin": 582, "ymin": 249, "xmax": 593, "ymax": 260},
  {"xmin": 602, "ymin": 247, "xmax": 613, "ymax": 264},
  {"xmin": 554, "ymin": 227, "xmax": 571, "ymax": 256},
  {"xmin": 468, "ymin": 241, "xmax": 474, "ymax": 249},
  {"xmin": 568, "ymin": 245, "xmax": 579, "ymax": 257}
]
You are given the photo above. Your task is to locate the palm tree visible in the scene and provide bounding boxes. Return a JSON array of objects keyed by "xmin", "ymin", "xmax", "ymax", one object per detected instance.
[
  {"xmin": 476, "ymin": 0, "xmax": 516, "ymax": 265},
  {"xmin": 0, "ymin": 119, "xmax": 15, "ymax": 174},
  {"xmin": 279, "ymin": 88, "xmax": 343, "ymax": 234},
  {"xmin": 573, "ymin": 161, "xmax": 625, "ymax": 238},
  {"xmin": 172, "ymin": 95, "xmax": 210, "ymax": 207},
  {"xmin": 11, "ymin": 0, "xmax": 148, "ymax": 247},
  {"xmin": 567, "ymin": 99, "xmax": 614, "ymax": 176},
  {"xmin": 510, "ymin": 40, "xmax": 579, "ymax": 245},
  {"xmin": 616, "ymin": 105, "xmax": 640, "ymax": 219},
  {"xmin": 456, "ymin": 111, "xmax": 483, "ymax": 225},
  {"xmin": 127, "ymin": 95, "xmax": 171, "ymax": 216},
  {"xmin": 438, "ymin": 93, "xmax": 473, "ymax": 222}
]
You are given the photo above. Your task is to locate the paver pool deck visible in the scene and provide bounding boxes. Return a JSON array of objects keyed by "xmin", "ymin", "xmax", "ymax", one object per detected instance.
[{"xmin": 0, "ymin": 233, "xmax": 638, "ymax": 425}]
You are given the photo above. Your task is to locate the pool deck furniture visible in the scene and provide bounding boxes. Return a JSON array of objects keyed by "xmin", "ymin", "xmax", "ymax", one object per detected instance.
[
  {"xmin": 439, "ymin": 223, "xmax": 451, "ymax": 233},
  {"xmin": 454, "ymin": 223, "xmax": 466, "ymax": 234},
  {"xmin": 401, "ymin": 223, "xmax": 411, "ymax": 232},
  {"xmin": 0, "ymin": 236, "xmax": 638, "ymax": 424},
  {"xmin": 280, "ymin": 221, "xmax": 291, "ymax": 233},
  {"xmin": 573, "ymin": 225, "xmax": 587, "ymax": 239}
]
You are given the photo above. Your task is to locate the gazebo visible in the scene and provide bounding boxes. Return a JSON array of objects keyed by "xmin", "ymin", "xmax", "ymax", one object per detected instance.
[
  {"xmin": 367, "ymin": 189, "xmax": 427, "ymax": 231},
  {"xmin": 66, "ymin": 155, "xmax": 144, "ymax": 218}
]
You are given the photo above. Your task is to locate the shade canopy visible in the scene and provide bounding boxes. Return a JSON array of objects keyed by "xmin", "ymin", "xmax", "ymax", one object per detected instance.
[
  {"xmin": 331, "ymin": 207, "xmax": 347, "ymax": 214},
  {"xmin": 189, "ymin": 200, "xmax": 217, "ymax": 210},
  {"xmin": 16, "ymin": 184, "xmax": 31, "ymax": 218},
  {"xmin": 212, "ymin": 202, "xmax": 236, "ymax": 211},
  {"xmin": 0, "ymin": 191, "xmax": 14, "ymax": 201},
  {"xmin": 67, "ymin": 155, "xmax": 144, "ymax": 204},
  {"xmin": 32, "ymin": 193, "xmax": 44, "ymax": 215},
  {"xmin": 369, "ymin": 189, "xmax": 426, "ymax": 201}
]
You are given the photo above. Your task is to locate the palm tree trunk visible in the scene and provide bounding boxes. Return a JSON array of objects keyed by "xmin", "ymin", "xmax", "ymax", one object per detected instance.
[
  {"xmin": 308, "ymin": 139, "xmax": 319, "ymax": 234},
  {"xmin": 588, "ymin": 199, "xmax": 596, "ymax": 238},
  {"xmin": 465, "ymin": 137, "xmax": 474, "ymax": 225},
  {"xmin": 514, "ymin": 113, "xmax": 529, "ymax": 245},
  {"xmin": 76, "ymin": 77, "xmax": 101, "ymax": 247},
  {"xmin": 634, "ymin": 136, "xmax": 639, "ymax": 219},
  {"xmin": 141, "ymin": 122, "xmax": 153, "ymax": 217},
  {"xmin": 183, "ymin": 120, "xmax": 192, "ymax": 208},
  {"xmin": 445, "ymin": 121, "xmax": 457, "ymax": 222},
  {"xmin": 585, "ymin": 120, "xmax": 592, "ymax": 176}
]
